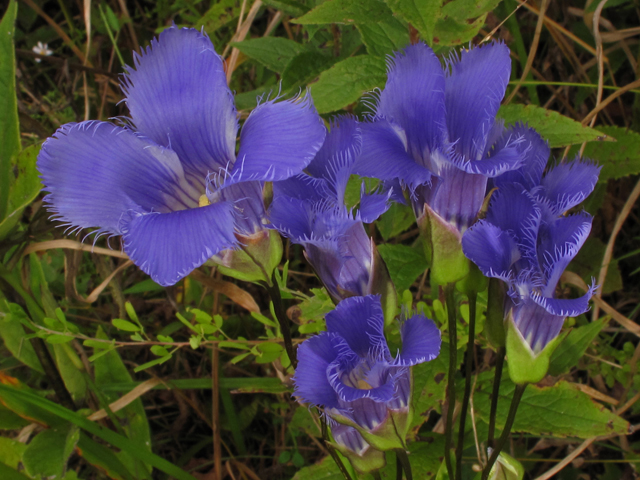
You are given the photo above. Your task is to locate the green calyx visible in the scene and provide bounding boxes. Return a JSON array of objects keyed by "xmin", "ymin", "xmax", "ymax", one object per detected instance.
[
  {"xmin": 212, "ymin": 229, "xmax": 283, "ymax": 285},
  {"xmin": 328, "ymin": 440, "xmax": 386, "ymax": 474},
  {"xmin": 487, "ymin": 451, "xmax": 525, "ymax": 480}
]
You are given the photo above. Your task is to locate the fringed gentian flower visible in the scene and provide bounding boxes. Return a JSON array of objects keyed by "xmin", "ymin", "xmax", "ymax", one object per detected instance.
[
  {"xmin": 269, "ymin": 117, "xmax": 392, "ymax": 302},
  {"xmin": 293, "ymin": 295, "xmax": 441, "ymax": 473},
  {"xmin": 37, "ymin": 26, "xmax": 325, "ymax": 286},
  {"xmin": 353, "ymin": 42, "xmax": 527, "ymax": 284},
  {"xmin": 462, "ymin": 132, "xmax": 600, "ymax": 365}
]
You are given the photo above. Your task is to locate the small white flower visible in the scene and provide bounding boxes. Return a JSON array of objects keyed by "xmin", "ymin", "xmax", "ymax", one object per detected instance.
[{"xmin": 32, "ymin": 41, "xmax": 53, "ymax": 62}]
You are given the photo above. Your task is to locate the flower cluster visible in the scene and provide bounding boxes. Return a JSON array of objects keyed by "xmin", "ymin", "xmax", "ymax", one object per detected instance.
[
  {"xmin": 293, "ymin": 295, "xmax": 441, "ymax": 471},
  {"xmin": 462, "ymin": 126, "xmax": 600, "ymax": 355},
  {"xmin": 269, "ymin": 116, "xmax": 392, "ymax": 301},
  {"xmin": 37, "ymin": 26, "xmax": 325, "ymax": 287}
]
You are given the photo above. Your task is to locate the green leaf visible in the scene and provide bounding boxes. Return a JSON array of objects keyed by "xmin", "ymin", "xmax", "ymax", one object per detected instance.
[
  {"xmin": 357, "ymin": 17, "xmax": 410, "ymax": 57},
  {"xmin": 112, "ymin": 319, "xmax": 141, "ymax": 332},
  {"xmin": 548, "ymin": 319, "xmax": 606, "ymax": 376},
  {"xmin": 384, "ymin": 0, "xmax": 441, "ymax": 44},
  {"xmin": 261, "ymin": 0, "xmax": 309, "ymax": 15},
  {"xmin": 232, "ymin": 37, "xmax": 308, "ymax": 73},
  {"xmin": 150, "ymin": 345, "xmax": 169, "ymax": 357},
  {"xmin": 294, "ymin": 0, "xmax": 395, "ymax": 24},
  {"xmin": 22, "ymin": 423, "xmax": 80, "ymax": 480},
  {"xmin": 497, "ymin": 104, "xmax": 609, "ymax": 148},
  {"xmin": 0, "ymin": 384, "xmax": 198, "ymax": 480},
  {"xmin": 0, "ymin": 463, "xmax": 31, "ymax": 480},
  {"xmin": 0, "ymin": 144, "xmax": 43, "ymax": 239},
  {"xmin": 310, "ymin": 55, "xmax": 387, "ymax": 113},
  {"xmin": 292, "ymin": 454, "xmax": 348, "ymax": 480},
  {"xmin": 0, "ymin": 1, "xmax": 20, "ymax": 223},
  {"xmin": 0, "ymin": 301, "xmax": 44, "ymax": 372},
  {"xmin": 76, "ymin": 433, "xmax": 134, "ymax": 480},
  {"xmin": 53, "ymin": 343, "xmax": 87, "ymax": 401},
  {"xmin": 122, "ymin": 279, "xmax": 164, "ymax": 294},
  {"xmin": 570, "ymin": 237, "xmax": 622, "ymax": 294},
  {"xmin": 196, "ymin": 0, "xmax": 242, "ymax": 34},
  {"xmin": 376, "ymin": 202, "xmax": 415, "ymax": 241},
  {"xmin": 377, "ymin": 243, "xmax": 428, "ymax": 292},
  {"xmin": 93, "ymin": 327, "xmax": 152, "ymax": 477},
  {"xmin": 0, "ymin": 404, "xmax": 29, "ymax": 430},
  {"xmin": 46, "ymin": 334, "xmax": 75, "ymax": 344},
  {"xmin": 0, "ymin": 436, "xmax": 27, "ymax": 468},
  {"xmin": 475, "ymin": 379, "xmax": 630, "ymax": 438},
  {"xmin": 570, "ymin": 125, "xmax": 640, "ymax": 182},
  {"xmin": 411, "ymin": 343, "xmax": 449, "ymax": 428},
  {"xmin": 133, "ymin": 355, "xmax": 172, "ymax": 372},
  {"xmin": 282, "ymin": 50, "xmax": 337, "ymax": 90}
]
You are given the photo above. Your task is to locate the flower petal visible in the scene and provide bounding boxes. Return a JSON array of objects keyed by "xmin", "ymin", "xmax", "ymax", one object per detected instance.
[
  {"xmin": 342, "ymin": 396, "xmax": 391, "ymax": 431},
  {"xmin": 37, "ymin": 121, "xmax": 200, "ymax": 234},
  {"xmin": 537, "ymin": 212, "xmax": 592, "ymax": 295},
  {"xmin": 218, "ymin": 181, "xmax": 266, "ymax": 234},
  {"xmin": 511, "ymin": 299, "xmax": 564, "ymax": 354},
  {"xmin": 493, "ymin": 124, "xmax": 550, "ymax": 190},
  {"xmin": 376, "ymin": 43, "xmax": 447, "ymax": 163},
  {"xmin": 462, "ymin": 220, "xmax": 520, "ymax": 282},
  {"xmin": 122, "ymin": 27, "xmax": 237, "ymax": 185},
  {"xmin": 272, "ymin": 174, "xmax": 330, "ymax": 203},
  {"xmin": 325, "ymin": 295, "xmax": 389, "ymax": 359},
  {"xmin": 122, "ymin": 202, "xmax": 237, "ymax": 286},
  {"xmin": 538, "ymin": 158, "xmax": 601, "ymax": 215},
  {"xmin": 338, "ymin": 222, "xmax": 372, "ymax": 296},
  {"xmin": 445, "ymin": 42, "xmax": 511, "ymax": 160},
  {"xmin": 530, "ymin": 282, "xmax": 596, "ymax": 318},
  {"xmin": 268, "ymin": 196, "xmax": 314, "ymax": 241},
  {"xmin": 358, "ymin": 190, "xmax": 391, "ymax": 223},
  {"xmin": 327, "ymin": 355, "xmax": 396, "ymax": 403},
  {"xmin": 394, "ymin": 314, "xmax": 441, "ymax": 366},
  {"xmin": 331, "ymin": 424, "xmax": 370, "ymax": 456},
  {"xmin": 229, "ymin": 92, "xmax": 325, "ymax": 184},
  {"xmin": 354, "ymin": 120, "xmax": 432, "ymax": 191},
  {"xmin": 293, "ymin": 332, "xmax": 341, "ymax": 408}
]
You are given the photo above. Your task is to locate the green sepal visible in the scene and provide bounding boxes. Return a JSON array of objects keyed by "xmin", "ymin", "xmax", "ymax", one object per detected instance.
[
  {"xmin": 212, "ymin": 229, "xmax": 283, "ymax": 285},
  {"xmin": 328, "ymin": 440, "xmax": 386, "ymax": 474},
  {"xmin": 488, "ymin": 450, "xmax": 525, "ymax": 480},
  {"xmin": 506, "ymin": 313, "xmax": 562, "ymax": 385},
  {"xmin": 456, "ymin": 261, "xmax": 487, "ymax": 295},
  {"xmin": 417, "ymin": 204, "xmax": 469, "ymax": 285},
  {"xmin": 369, "ymin": 241, "xmax": 397, "ymax": 326},
  {"xmin": 484, "ymin": 278, "xmax": 507, "ymax": 349}
]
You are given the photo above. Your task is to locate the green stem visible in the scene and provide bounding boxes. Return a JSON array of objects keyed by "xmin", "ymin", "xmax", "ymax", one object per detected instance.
[
  {"xmin": 444, "ymin": 283, "xmax": 457, "ymax": 480},
  {"xmin": 264, "ymin": 274, "xmax": 297, "ymax": 367},
  {"xmin": 320, "ymin": 415, "xmax": 353, "ymax": 480},
  {"xmin": 372, "ymin": 472, "xmax": 382, "ymax": 480},
  {"xmin": 487, "ymin": 347, "xmax": 506, "ymax": 447},
  {"xmin": 455, "ymin": 291, "xmax": 477, "ymax": 480},
  {"xmin": 481, "ymin": 384, "xmax": 527, "ymax": 480},
  {"xmin": 396, "ymin": 454, "xmax": 403, "ymax": 480},
  {"xmin": 395, "ymin": 449, "xmax": 413, "ymax": 480}
]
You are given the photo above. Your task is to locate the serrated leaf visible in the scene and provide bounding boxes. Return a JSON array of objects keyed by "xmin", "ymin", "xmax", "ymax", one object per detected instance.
[
  {"xmin": 196, "ymin": 0, "xmax": 242, "ymax": 34},
  {"xmin": 376, "ymin": 202, "xmax": 415, "ymax": 241},
  {"xmin": 357, "ymin": 17, "xmax": 410, "ymax": 57},
  {"xmin": 497, "ymin": 104, "xmax": 609, "ymax": 148},
  {"xmin": 411, "ymin": 343, "xmax": 449, "ymax": 428},
  {"xmin": 294, "ymin": 0, "xmax": 395, "ymax": 24},
  {"xmin": 548, "ymin": 319, "xmax": 606, "ymax": 376},
  {"xmin": 433, "ymin": 12, "xmax": 487, "ymax": 45},
  {"xmin": 571, "ymin": 125, "xmax": 640, "ymax": 182},
  {"xmin": 232, "ymin": 37, "xmax": 308, "ymax": 73},
  {"xmin": 440, "ymin": 0, "xmax": 501, "ymax": 22},
  {"xmin": 384, "ymin": 0, "xmax": 441, "ymax": 44},
  {"xmin": 0, "ymin": 1, "xmax": 20, "ymax": 224},
  {"xmin": 22, "ymin": 423, "xmax": 80, "ymax": 480},
  {"xmin": 282, "ymin": 50, "xmax": 337, "ymax": 90},
  {"xmin": 475, "ymin": 379, "xmax": 630, "ymax": 438},
  {"xmin": 310, "ymin": 55, "xmax": 387, "ymax": 113},
  {"xmin": 377, "ymin": 243, "xmax": 428, "ymax": 292},
  {"xmin": 112, "ymin": 319, "xmax": 141, "ymax": 332}
]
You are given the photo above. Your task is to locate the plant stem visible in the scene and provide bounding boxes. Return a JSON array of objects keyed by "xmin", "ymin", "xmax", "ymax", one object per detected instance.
[
  {"xmin": 455, "ymin": 291, "xmax": 477, "ymax": 480},
  {"xmin": 395, "ymin": 449, "xmax": 413, "ymax": 480},
  {"xmin": 481, "ymin": 384, "xmax": 527, "ymax": 480},
  {"xmin": 372, "ymin": 472, "xmax": 383, "ymax": 480},
  {"xmin": 444, "ymin": 282, "xmax": 457, "ymax": 480},
  {"xmin": 487, "ymin": 347, "xmax": 506, "ymax": 447},
  {"xmin": 396, "ymin": 454, "xmax": 403, "ymax": 480},
  {"xmin": 320, "ymin": 415, "xmax": 353, "ymax": 480},
  {"xmin": 264, "ymin": 274, "xmax": 297, "ymax": 367}
]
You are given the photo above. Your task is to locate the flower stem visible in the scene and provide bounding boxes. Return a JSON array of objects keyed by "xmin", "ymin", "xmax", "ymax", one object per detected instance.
[
  {"xmin": 264, "ymin": 274, "xmax": 297, "ymax": 367},
  {"xmin": 455, "ymin": 291, "xmax": 477, "ymax": 480},
  {"xmin": 444, "ymin": 282, "xmax": 457, "ymax": 480},
  {"xmin": 320, "ymin": 414, "xmax": 354, "ymax": 480},
  {"xmin": 481, "ymin": 383, "xmax": 527, "ymax": 480},
  {"xmin": 487, "ymin": 347, "xmax": 506, "ymax": 447},
  {"xmin": 372, "ymin": 472, "xmax": 383, "ymax": 480},
  {"xmin": 395, "ymin": 449, "xmax": 413, "ymax": 480}
]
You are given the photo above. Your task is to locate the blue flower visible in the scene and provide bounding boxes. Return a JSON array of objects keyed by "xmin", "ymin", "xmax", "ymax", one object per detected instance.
[
  {"xmin": 354, "ymin": 42, "xmax": 526, "ymax": 232},
  {"xmin": 269, "ymin": 117, "xmax": 391, "ymax": 300},
  {"xmin": 37, "ymin": 27, "xmax": 325, "ymax": 286},
  {"xmin": 462, "ymin": 137, "xmax": 600, "ymax": 352},
  {"xmin": 293, "ymin": 295, "xmax": 441, "ymax": 456}
]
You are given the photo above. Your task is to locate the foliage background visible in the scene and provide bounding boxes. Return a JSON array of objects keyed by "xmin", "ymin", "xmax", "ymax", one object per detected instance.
[{"xmin": 1, "ymin": 0, "xmax": 640, "ymax": 479}]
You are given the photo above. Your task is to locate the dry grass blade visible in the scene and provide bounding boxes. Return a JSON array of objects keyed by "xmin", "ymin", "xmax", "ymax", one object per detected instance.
[
  {"xmin": 224, "ymin": 0, "xmax": 264, "ymax": 82},
  {"xmin": 84, "ymin": 260, "xmax": 132, "ymax": 303},
  {"xmin": 581, "ymin": 77, "xmax": 640, "ymax": 124},
  {"xmin": 23, "ymin": 239, "xmax": 129, "ymax": 259},
  {"xmin": 87, "ymin": 378, "xmax": 162, "ymax": 421},
  {"xmin": 533, "ymin": 437, "xmax": 596, "ymax": 480},
  {"xmin": 571, "ymin": 383, "xmax": 618, "ymax": 405},
  {"xmin": 189, "ymin": 269, "xmax": 260, "ymax": 313}
]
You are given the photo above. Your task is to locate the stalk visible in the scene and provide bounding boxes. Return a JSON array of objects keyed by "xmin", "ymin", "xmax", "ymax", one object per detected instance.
[
  {"xmin": 487, "ymin": 347, "xmax": 506, "ymax": 447},
  {"xmin": 264, "ymin": 273, "xmax": 297, "ymax": 367},
  {"xmin": 443, "ymin": 283, "xmax": 458, "ymax": 480},
  {"xmin": 395, "ymin": 449, "xmax": 413, "ymax": 480},
  {"xmin": 455, "ymin": 291, "xmax": 477, "ymax": 480}
]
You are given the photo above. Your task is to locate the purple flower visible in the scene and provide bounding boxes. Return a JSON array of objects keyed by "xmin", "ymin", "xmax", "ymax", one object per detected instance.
[
  {"xmin": 37, "ymin": 27, "xmax": 325, "ymax": 286},
  {"xmin": 354, "ymin": 42, "xmax": 526, "ymax": 232},
  {"xmin": 269, "ymin": 117, "xmax": 390, "ymax": 300},
  {"xmin": 293, "ymin": 295, "xmax": 441, "ymax": 456},
  {"xmin": 462, "ymin": 140, "xmax": 600, "ymax": 352}
]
